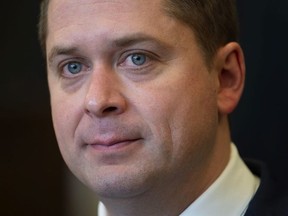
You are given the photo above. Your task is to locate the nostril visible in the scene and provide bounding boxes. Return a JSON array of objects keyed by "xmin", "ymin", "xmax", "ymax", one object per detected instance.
[
  {"xmin": 103, "ymin": 106, "xmax": 118, "ymax": 113},
  {"xmin": 84, "ymin": 96, "xmax": 126, "ymax": 117}
]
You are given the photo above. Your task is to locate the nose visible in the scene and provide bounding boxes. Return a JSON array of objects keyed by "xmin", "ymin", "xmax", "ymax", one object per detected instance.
[{"xmin": 84, "ymin": 68, "xmax": 127, "ymax": 118}]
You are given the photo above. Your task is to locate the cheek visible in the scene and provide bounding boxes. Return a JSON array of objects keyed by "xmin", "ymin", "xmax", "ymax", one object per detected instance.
[
  {"xmin": 135, "ymin": 74, "xmax": 218, "ymax": 158},
  {"xmin": 50, "ymin": 91, "xmax": 83, "ymax": 154}
]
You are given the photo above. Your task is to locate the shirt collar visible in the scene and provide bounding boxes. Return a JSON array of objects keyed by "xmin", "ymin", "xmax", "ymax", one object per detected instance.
[
  {"xmin": 98, "ymin": 143, "xmax": 260, "ymax": 216},
  {"xmin": 180, "ymin": 143, "xmax": 260, "ymax": 216}
]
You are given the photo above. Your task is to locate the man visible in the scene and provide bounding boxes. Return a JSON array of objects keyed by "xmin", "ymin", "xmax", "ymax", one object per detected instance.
[{"xmin": 38, "ymin": 0, "xmax": 287, "ymax": 215}]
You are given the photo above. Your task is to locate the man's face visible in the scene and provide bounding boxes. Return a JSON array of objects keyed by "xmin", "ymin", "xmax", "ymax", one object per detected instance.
[{"xmin": 47, "ymin": 0, "xmax": 220, "ymax": 199}]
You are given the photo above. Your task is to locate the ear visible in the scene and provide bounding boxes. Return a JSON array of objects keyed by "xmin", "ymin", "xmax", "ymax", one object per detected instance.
[{"xmin": 215, "ymin": 42, "xmax": 245, "ymax": 114}]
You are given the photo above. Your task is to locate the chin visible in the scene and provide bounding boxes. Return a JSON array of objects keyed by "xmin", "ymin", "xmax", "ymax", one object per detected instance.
[{"xmin": 78, "ymin": 166, "xmax": 158, "ymax": 199}]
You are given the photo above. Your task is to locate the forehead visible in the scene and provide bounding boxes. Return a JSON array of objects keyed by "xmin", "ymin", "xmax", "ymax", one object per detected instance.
[
  {"xmin": 48, "ymin": 0, "xmax": 165, "ymax": 28},
  {"xmin": 47, "ymin": 0, "xmax": 167, "ymax": 42},
  {"xmin": 46, "ymin": 0, "xmax": 199, "ymax": 59}
]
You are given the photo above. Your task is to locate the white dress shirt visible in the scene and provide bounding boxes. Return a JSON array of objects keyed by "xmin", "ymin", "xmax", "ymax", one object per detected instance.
[{"xmin": 98, "ymin": 143, "xmax": 260, "ymax": 216}]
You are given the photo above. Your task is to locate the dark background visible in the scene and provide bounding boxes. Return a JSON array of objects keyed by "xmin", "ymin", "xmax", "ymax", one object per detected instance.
[{"xmin": 1, "ymin": 0, "xmax": 287, "ymax": 215}]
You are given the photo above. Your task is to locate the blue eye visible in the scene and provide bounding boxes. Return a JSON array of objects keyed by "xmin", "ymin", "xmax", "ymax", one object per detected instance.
[
  {"xmin": 67, "ymin": 62, "xmax": 82, "ymax": 74},
  {"xmin": 131, "ymin": 54, "xmax": 146, "ymax": 66}
]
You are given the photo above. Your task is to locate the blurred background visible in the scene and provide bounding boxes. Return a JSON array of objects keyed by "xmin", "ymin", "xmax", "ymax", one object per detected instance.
[{"xmin": 1, "ymin": 0, "xmax": 287, "ymax": 215}]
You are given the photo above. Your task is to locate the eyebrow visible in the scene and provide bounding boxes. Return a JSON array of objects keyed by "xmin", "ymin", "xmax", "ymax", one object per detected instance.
[
  {"xmin": 113, "ymin": 33, "xmax": 169, "ymax": 48},
  {"xmin": 48, "ymin": 46, "xmax": 80, "ymax": 65},
  {"xmin": 47, "ymin": 33, "xmax": 172, "ymax": 65}
]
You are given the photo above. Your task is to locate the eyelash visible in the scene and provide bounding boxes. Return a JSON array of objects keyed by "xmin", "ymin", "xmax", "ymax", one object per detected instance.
[
  {"xmin": 58, "ymin": 59, "xmax": 89, "ymax": 78},
  {"xmin": 118, "ymin": 50, "xmax": 159, "ymax": 71},
  {"xmin": 56, "ymin": 50, "xmax": 159, "ymax": 78}
]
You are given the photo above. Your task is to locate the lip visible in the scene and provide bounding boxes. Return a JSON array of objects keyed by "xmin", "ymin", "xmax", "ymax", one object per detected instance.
[{"xmin": 87, "ymin": 138, "xmax": 142, "ymax": 152}]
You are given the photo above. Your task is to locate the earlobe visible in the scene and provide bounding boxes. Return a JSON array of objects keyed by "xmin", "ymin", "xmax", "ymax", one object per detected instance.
[{"xmin": 216, "ymin": 42, "xmax": 245, "ymax": 114}]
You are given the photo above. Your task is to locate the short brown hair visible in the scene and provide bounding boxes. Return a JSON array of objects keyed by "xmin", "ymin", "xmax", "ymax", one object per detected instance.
[
  {"xmin": 163, "ymin": 0, "xmax": 239, "ymax": 64},
  {"xmin": 38, "ymin": 0, "xmax": 49, "ymax": 55},
  {"xmin": 38, "ymin": 0, "xmax": 239, "ymax": 64}
]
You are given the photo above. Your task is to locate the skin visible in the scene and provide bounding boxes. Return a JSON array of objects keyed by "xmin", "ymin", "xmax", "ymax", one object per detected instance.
[{"xmin": 46, "ymin": 0, "xmax": 245, "ymax": 215}]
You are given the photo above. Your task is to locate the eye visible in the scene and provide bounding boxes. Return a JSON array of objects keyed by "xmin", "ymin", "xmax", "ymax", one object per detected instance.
[
  {"xmin": 119, "ymin": 52, "xmax": 153, "ymax": 69},
  {"xmin": 118, "ymin": 50, "xmax": 160, "ymax": 75},
  {"xmin": 130, "ymin": 54, "xmax": 146, "ymax": 66},
  {"xmin": 65, "ymin": 62, "xmax": 83, "ymax": 74},
  {"xmin": 121, "ymin": 53, "xmax": 149, "ymax": 67}
]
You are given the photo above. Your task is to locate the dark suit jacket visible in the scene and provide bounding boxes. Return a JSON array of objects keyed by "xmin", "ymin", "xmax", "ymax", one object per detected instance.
[{"xmin": 244, "ymin": 160, "xmax": 288, "ymax": 216}]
